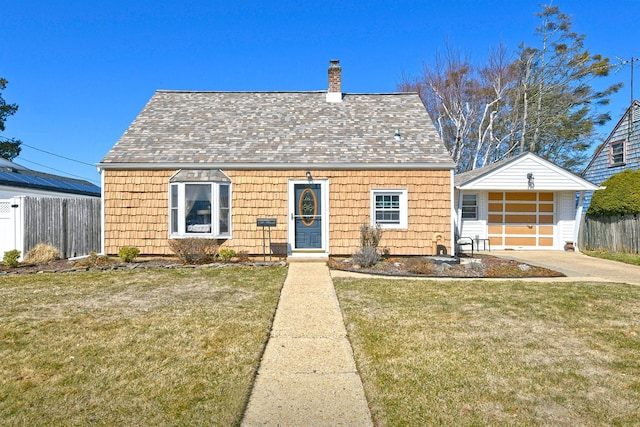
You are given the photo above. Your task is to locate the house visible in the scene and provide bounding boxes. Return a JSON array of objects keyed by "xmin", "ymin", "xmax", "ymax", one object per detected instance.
[
  {"xmin": 582, "ymin": 100, "xmax": 640, "ymax": 211},
  {"xmin": 0, "ymin": 157, "xmax": 101, "ymax": 258},
  {"xmin": 98, "ymin": 60, "xmax": 456, "ymax": 258},
  {"xmin": 454, "ymin": 152, "xmax": 600, "ymax": 251}
]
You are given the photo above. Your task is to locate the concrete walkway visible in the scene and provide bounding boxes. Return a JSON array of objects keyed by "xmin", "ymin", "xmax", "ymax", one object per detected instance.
[{"xmin": 242, "ymin": 261, "xmax": 373, "ymax": 426}]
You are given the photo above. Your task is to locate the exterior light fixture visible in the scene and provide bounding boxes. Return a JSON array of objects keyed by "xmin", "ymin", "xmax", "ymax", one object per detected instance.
[
  {"xmin": 394, "ymin": 129, "xmax": 401, "ymax": 140},
  {"xmin": 306, "ymin": 171, "xmax": 312, "ymax": 180},
  {"xmin": 527, "ymin": 172, "xmax": 534, "ymax": 189}
]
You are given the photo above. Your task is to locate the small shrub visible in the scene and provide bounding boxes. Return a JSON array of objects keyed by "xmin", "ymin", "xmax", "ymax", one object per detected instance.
[
  {"xmin": 3, "ymin": 250, "xmax": 21, "ymax": 268},
  {"xmin": 360, "ymin": 223, "xmax": 383, "ymax": 248},
  {"xmin": 24, "ymin": 243, "xmax": 60, "ymax": 264},
  {"xmin": 73, "ymin": 251, "xmax": 112, "ymax": 268},
  {"xmin": 168, "ymin": 238, "xmax": 219, "ymax": 264},
  {"xmin": 352, "ymin": 246, "xmax": 380, "ymax": 268},
  {"xmin": 218, "ymin": 248, "xmax": 236, "ymax": 263},
  {"xmin": 118, "ymin": 246, "xmax": 140, "ymax": 263},
  {"xmin": 236, "ymin": 251, "xmax": 251, "ymax": 263},
  {"xmin": 405, "ymin": 257, "xmax": 434, "ymax": 275}
]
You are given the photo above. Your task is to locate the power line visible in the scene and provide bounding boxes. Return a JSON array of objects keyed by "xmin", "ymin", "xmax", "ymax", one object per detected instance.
[
  {"xmin": 18, "ymin": 157, "xmax": 101, "ymax": 186},
  {"xmin": 20, "ymin": 141, "xmax": 96, "ymax": 167},
  {"xmin": 1, "ymin": 135, "xmax": 100, "ymax": 184},
  {"xmin": 0, "ymin": 136, "xmax": 96, "ymax": 167}
]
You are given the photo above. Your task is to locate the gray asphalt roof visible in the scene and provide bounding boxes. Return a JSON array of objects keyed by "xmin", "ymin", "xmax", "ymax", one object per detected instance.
[{"xmin": 99, "ymin": 90, "xmax": 455, "ymax": 170}]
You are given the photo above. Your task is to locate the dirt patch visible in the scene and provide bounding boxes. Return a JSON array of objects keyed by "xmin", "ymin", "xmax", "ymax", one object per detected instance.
[{"xmin": 328, "ymin": 254, "xmax": 565, "ymax": 278}]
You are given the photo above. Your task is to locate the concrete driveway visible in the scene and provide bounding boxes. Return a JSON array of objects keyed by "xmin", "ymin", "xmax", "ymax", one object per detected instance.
[{"xmin": 491, "ymin": 250, "xmax": 640, "ymax": 285}]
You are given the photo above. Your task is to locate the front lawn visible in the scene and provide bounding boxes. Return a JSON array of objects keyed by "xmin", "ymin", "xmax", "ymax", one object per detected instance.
[
  {"xmin": 335, "ymin": 278, "xmax": 640, "ymax": 426},
  {"xmin": 583, "ymin": 250, "xmax": 640, "ymax": 266},
  {"xmin": 0, "ymin": 266, "xmax": 287, "ymax": 426}
]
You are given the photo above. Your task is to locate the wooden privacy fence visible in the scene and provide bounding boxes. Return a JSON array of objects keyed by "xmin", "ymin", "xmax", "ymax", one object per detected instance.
[
  {"xmin": 579, "ymin": 215, "xmax": 640, "ymax": 254},
  {"xmin": 23, "ymin": 196, "xmax": 101, "ymax": 259}
]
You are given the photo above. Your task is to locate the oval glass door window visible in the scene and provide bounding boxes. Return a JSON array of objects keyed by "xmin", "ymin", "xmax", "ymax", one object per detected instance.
[{"xmin": 299, "ymin": 188, "xmax": 317, "ymax": 226}]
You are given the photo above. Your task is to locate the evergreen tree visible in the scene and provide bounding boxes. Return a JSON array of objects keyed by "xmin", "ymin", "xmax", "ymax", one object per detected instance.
[
  {"xmin": 0, "ymin": 78, "xmax": 21, "ymax": 160},
  {"xmin": 513, "ymin": 5, "xmax": 621, "ymax": 170}
]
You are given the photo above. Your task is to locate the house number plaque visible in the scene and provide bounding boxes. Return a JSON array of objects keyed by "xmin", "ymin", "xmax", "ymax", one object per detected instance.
[{"xmin": 299, "ymin": 188, "xmax": 317, "ymax": 226}]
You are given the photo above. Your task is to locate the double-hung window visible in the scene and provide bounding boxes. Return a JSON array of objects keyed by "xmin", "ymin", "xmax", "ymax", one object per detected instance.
[
  {"xmin": 169, "ymin": 170, "xmax": 231, "ymax": 238},
  {"xmin": 371, "ymin": 189, "xmax": 408, "ymax": 229},
  {"xmin": 610, "ymin": 140, "xmax": 625, "ymax": 166},
  {"xmin": 461, "ymin": 194, "xmax": 478, "ymax": 220}
]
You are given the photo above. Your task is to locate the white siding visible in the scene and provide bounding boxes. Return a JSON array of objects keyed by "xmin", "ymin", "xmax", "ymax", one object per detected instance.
[
  {"xmin": 0, "ymin": 185, "xmax": 97, "ymax": 199},
  {"xmin": 463, "ymin": 157, "xmax": 596, "ymax": 191},
  {"xmin": 459, "ymin": 192, "xmax": 487, "ymax": 239}
]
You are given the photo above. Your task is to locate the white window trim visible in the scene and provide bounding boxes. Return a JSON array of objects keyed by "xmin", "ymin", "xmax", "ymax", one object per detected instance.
[
  {"xmin": 168, "ymin": 182, "xmax": 232, "ymax": 239},
  {"xmin": 370, "ymin": 189, "xmax": 408, "ymax": 229}
]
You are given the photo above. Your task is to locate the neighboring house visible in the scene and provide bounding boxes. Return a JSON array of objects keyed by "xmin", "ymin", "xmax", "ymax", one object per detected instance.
[
  {"xmin": 98, "ymin": 60, "xmax": 456, "ymax": 258},
  {"xmin": 582, "ymin": 100, "xmax": 640, "ymax": 211},
  {"xmin": 0, "ymin": 157, "xmax": 100, "ymax": 199},
  {"xmin": 0, "ymin": 157, "xmax": 101, "ymax": 258},
  {"xmin": 454, "ymin": 152, "xmax": 600, "ymax": 251}
]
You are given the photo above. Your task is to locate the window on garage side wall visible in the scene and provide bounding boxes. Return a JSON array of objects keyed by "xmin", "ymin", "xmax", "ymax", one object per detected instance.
[{"xmin": 461, "ymin": 194, "xmax": 478, "ymax": 220}]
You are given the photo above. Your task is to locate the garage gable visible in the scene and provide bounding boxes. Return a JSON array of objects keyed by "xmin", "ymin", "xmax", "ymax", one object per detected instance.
[{"xmin": 456, "ymin": 152, "xmax": 600, "ymax": 192}]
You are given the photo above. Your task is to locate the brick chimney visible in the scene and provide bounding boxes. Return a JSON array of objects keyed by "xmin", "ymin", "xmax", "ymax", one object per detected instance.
[{"xmin": 326, "ymin": 59, "xmax": 342, "ymax": 102}]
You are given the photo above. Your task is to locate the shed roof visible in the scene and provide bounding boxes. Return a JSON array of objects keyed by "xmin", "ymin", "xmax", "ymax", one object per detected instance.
[{"xmin": 99, "ymin": 90, "xmax": 454, "ymax": 170}]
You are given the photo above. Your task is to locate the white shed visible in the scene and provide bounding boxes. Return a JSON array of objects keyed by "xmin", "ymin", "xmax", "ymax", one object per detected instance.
[{"xmin": 454, "ymin": 152, "xmax": 601, "ymax": 251}]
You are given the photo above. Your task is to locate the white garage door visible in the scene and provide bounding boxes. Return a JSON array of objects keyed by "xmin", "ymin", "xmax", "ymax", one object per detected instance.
[{"xmin": 487, "ymin": 191, "xmax": 555, "ymax": 249}]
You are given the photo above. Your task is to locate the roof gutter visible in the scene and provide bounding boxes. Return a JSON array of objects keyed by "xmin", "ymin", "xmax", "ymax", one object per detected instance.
[{"xmin": 96, "ymin": 161, "xmax": 457, "ymax": 171}]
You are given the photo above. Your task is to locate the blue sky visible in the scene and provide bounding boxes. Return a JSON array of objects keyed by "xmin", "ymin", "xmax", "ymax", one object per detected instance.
[{"xmin": 1, "ymin": 0, "xmax": 638, "ymax": 186}]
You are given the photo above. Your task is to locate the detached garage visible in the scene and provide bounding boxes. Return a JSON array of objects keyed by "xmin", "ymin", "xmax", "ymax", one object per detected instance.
[{"xmin": 454, "ymin": 152, "xmax": 600, "ymax": 251}]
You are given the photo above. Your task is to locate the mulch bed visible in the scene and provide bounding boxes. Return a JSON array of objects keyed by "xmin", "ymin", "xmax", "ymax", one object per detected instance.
[
  {"xmin": 2, "ymin": 254, "xmax": 564, "ymax": 279},
  {"xmin": 0, "ymin": 256, "xmax": 285, "ymax": 276},
  {"xmin": 328, "ymin": 253, "xmax": 565, "ymax": 278}
]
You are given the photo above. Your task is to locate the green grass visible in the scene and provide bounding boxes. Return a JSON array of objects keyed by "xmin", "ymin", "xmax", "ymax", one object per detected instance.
[
  {"xmin": 0, "ymin": 266, "xmax": 287, "ymax": 426},
  {"xmin": 583, "ymin": 250, "xmax": 640, "ymax": 266},
  {"xmin": 335, "ymin": 278, "xmax": 640, "ymax": 426}
]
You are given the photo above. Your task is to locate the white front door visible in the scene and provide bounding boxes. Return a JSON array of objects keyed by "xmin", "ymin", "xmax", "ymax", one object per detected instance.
[{"xmin": 288, "ymin": 179, "xmax": 329, "ymax": 256}]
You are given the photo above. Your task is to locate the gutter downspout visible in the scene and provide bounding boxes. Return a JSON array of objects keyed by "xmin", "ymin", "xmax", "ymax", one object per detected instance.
[
  {"xmin": 573, "ymin": 191, "xmax": 585, "ymax": 251},
  {"xmin": 454, "ymin": 183, "xmax": 464, "ymax": 254},
  {"xmin": 99, "ymin": 167, "xmax": 105, "ymax": 256},
  {"xmin": 450, "ymin": 169, "xmax": 457, "ymax": 255}
]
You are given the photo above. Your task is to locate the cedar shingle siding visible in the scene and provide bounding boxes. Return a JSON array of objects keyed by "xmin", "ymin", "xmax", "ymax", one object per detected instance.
[{"xmin": 104, "ymin": 169, "xmax": 451, "ymax": 256}]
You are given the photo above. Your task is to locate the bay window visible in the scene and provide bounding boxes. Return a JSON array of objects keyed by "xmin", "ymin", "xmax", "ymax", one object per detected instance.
[{"xmin": 169, "ymin": 170, "xmax": 231, "ymax": 238}]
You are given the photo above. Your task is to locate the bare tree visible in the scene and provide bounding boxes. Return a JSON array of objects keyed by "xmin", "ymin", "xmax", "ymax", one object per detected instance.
[{"xmin": 401, "ymin": 4, "xmax": 622, "ymax": 173}]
